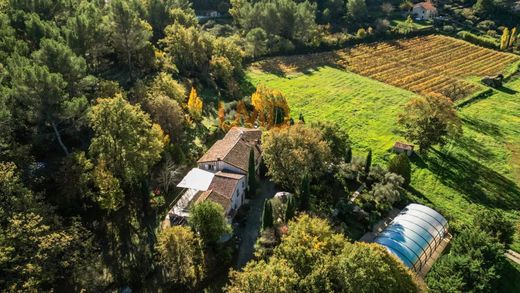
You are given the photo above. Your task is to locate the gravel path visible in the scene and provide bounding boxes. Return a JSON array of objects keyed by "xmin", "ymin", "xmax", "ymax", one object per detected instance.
[{"xmin": 235, "ymin": 180, "xmax": 277, "ymax": 269}]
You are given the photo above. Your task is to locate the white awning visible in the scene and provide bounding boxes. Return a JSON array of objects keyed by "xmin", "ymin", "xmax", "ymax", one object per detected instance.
[{"xmin": 177, "ymin": 168, "xmax": 214, "ymax": 191}]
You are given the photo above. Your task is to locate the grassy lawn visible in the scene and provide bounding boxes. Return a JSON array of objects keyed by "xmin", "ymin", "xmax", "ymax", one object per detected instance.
[
  {"xmin": 406, "ymin": 78, "xmax": 520, "ymax": 244},
  {"xmin": 246, "ymin": 66, "xmax": 520, "ymax": 249},
  {"xmin": 247, "ymin": 66, "xmax": 420, "ymax": 159},
  {"xmin": 390, "ymin": 18, "xmax": 432, "ymax": 30}
]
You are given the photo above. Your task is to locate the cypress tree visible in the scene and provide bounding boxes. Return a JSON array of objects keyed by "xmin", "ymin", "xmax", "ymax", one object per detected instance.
[
  {"xmin": 299, "ymin": 175, "xmax": 310, "ymax": 211},
  {"xmin": 248, "ymin": 148, "xmax": 256, "ymax": 196},
  {"xmin": 285, "ymin": 196, "xmax": 296, "ymax": 221},
  {"xmin": 364, "ymin": 149, "xmax": 372, "ymax": 177},
  {"xmin": 298, "ymin": 113, "xmax": 305, "ymax": 123},
  {"xmin": 509, "ymin": 27, "xmax": 517, "ymax": 48},
  {"xmin": 345, "ymin": 147, "xmax": 352, "ymax": 163},
  {"xmin": 262, "ymin": 199, "xmax": 273, "ymax": 229},
  {"xmin": 500, "ymin": 28, "xmax": 510, "ymax": 50}
]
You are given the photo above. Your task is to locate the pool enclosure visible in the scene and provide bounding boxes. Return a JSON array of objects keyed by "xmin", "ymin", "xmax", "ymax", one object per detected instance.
[{"xmin": 374, "ymin": 203, "xmax": 448, "ymax": 272}]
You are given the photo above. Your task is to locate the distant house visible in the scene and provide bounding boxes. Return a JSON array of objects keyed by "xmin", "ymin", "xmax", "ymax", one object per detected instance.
[
  {"xmin": 165, "ymin": 127, "xmax": 262, "ymax": 226},
  {"xmin": 393, "ymin": 142, "xmax": 414, "ymax": 156},
  {"xmin": 195, "ymin": 10, "xmax": 222, "ymax": 22},
  {"xmin": 513, "ymin": 1, "xmax": 520, "ymax": 12},
  {"xmin": 412, "ymin": 2, "xmax": 437, "ymax": 20}
]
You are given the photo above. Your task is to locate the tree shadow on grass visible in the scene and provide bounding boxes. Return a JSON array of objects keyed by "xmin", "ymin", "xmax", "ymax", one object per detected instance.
[
  {"xmin": 461, "ymin": 116, "xmax": 503, "ymax": 138},
  {"xmin": 453, "ymin": 135, "xmax": 496, "ymax": 161},
  {"xmin": 496, "ymin": 85, "xmax": 518, "ymax": 95},
  {"xmin": 426, "ymin": 149, "xmax": 520, "ymax": 211},
  {"xmin": 406, "ymin": 185, "xmax": 434, "ymax": 206},
  {"xmin": 252, "ymin": 51, "xmax": 346, "ymax": 78}
]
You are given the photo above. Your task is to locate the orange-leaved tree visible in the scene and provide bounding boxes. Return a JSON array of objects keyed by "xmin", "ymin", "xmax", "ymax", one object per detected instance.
[
  {"xmin": 187, "ymin": 87, "xmax": 203, "ymax": 119},
  {"xmin": 251, "ymin": 85, "xmax": 290, "ymax": 128}
]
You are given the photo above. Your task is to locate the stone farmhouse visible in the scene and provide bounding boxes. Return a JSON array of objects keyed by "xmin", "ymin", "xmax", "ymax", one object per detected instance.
[
  {"xmin": 412, "ymin": 1, "xmax": 437, "ymax": 21},
  {"xmin": 165, "ymin": 127, "xmax": 262, "ymax": 225}
]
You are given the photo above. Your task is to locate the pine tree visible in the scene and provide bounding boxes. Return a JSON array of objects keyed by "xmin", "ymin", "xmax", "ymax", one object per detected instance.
[
  {"xmin": 509, "ymin": 27, "xmax": 517, "ymax": 48},
  {"xmin": 500, "ymin": 28, "xmax": 510, "ymax": 50},
  {"xmin": 262, "ymin": 199, "xmax": 273, "ymax": 229},
  {"xmin": 187, "ymin": 87, "xmax": 203, "ymax": 118},
  {"xmin": 299, "ymin": 175, "xmax": 311, "ymax": 211},
  {"xmin": 248, "ymin": 148, "xmax": 256, "ymax": 196},
  {"xmin": 364, "ymin": 149, "xmax": 372, "ymax": 178}
]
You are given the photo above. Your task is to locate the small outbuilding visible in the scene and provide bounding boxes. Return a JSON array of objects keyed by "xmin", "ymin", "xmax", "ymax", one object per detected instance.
[
  {"xmin": 393, "ymin": 142, "xmax": 414, "ymax": 156},
  {"xmin": 412, "ymin": 1, "xmax": 437, "ymax": 20}
]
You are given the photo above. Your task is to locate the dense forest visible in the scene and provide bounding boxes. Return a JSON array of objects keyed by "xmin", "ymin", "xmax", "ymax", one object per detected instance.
[{"xmin": 2, "ymin": 0, "xmax": 520, "ymax": 292}]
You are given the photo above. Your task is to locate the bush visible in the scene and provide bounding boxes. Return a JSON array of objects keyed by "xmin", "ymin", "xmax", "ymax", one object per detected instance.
[
  {"xmin": 457, "ymin": 31, "xmax": 499, "ymax": 49},
  {"xmin": 426, "ymin": 227, "xmax": 506, "ymax": 292},
  {"xmin": 387, "ymin": 153, "xmax": 411, "ymax": 187},
  {"xmin": 473, "ymin": 209, "xmax": 515, "ymax": 246},
  {"xmin": 442, "ymin": 25, "xmax": 455, "ymax": 33},
  {"xmin": 356, "ymin": 28, "xmax": 367, "ymax": 38}
]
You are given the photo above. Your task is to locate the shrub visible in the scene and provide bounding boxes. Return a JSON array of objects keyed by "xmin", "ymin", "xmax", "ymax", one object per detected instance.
[
  {"xmin": 473, "ymin": 209, "xmax": 515, "ymax": 246},
  {"xmin": 457, "ymin": 31, "xmax": 499, "ymax": 49},
  {"xmin": 388, "ymin": 153, "xmax": 412, "ymax": 187}
]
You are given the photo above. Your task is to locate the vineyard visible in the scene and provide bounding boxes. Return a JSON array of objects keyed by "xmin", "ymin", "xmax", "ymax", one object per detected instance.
[{"xmin": 252, "ymin": 35, "xmax": 520, "ymax": 101}]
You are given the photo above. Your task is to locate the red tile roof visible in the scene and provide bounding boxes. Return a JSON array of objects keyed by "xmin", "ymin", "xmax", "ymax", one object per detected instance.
[
  {"xmin": 198, "ymin": 127, "xmax": 262, "ymax": 172},
  {"xmin": 196, "ymin": 189, "xmax": 231, "ymax": 212},
  {"xmin": 414, "ymin": 1, "xmax": 437, "ymax": 11},
  {"xmin": 393, "ymin": 142, "xmax": 414, "ymax": 151},
  {"xmin": 208, "ymin": 172, "xmax": 242, "ymax": 200}
]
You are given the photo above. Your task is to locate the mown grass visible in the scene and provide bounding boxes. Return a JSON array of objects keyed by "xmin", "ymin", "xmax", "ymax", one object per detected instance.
[
  {"xmin": 247, "ymin": 66, "xmax": 419, "ymax": 159},
  {"xmin": 247, "ymin": 66, "xmax": 520, "ymax": 250}
]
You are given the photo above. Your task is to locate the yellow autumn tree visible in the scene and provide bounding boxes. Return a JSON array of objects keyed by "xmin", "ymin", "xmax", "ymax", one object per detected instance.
[
  {"xmin": 187, "ymin": 87, "xmax": 203, "ymax": 119},
  {"xmin": 500, "ymin": 27, "xmax": 510, "ymax": 50},
  {"xmin": 218, "ymin": 101, "xmax": 226, "ymax": 131},
  {"xmin": 234, "ymin": 100, "xmax": 249, "ymax": 126},
  {"xmin": 251, "ymin": 85, "xmax": 290, "ymax": 128},
  {"xmin": 509, "ymin": 27, "xmax": 517, "ymax": 48}
]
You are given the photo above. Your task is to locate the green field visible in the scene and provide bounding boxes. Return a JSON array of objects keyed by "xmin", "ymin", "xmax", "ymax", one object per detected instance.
[
  {"xmin": 248, "ymin": 66, "xmax": 419, "ymax": 159},
  {"xmin": 247, "ymin": 65, "xmax": 520, "ymax": 248}
]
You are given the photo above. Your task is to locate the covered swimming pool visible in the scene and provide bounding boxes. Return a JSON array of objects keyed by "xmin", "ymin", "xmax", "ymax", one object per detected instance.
[{"xmin": 374, "ymin": 203, "xmax": 448, "ymax": 272}]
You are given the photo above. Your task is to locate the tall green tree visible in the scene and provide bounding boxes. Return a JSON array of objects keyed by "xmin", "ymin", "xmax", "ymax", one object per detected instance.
[
  {"xmin": 398, "ymin": 95, "xmax": 462, "ymax": 152},
  {"xmin": 32, "ymin": 38, "xmax": 87, "ymax": 97},
  {"xmin": 387, "ymin": 153, "xmax": 411, "ymax": 187},
  {"xmin": 299, "ymin": 175, "xmax": 311, "ymax": 211},
  {"xmin": 156, "ymin": 226, "xmax": 206, "ymax": 288},
  {"xmin": 262, "ymin": 124, "xmax": 332, "ymax": 189},
  {"xmin": 247, "ymin": 148, "xmax": 257, "ymax": 196},
  {"xmin": 426, "ymin": 227, "xmax": 506, "ymax": 292},
  {"xmin": 311, "ymin": 121, "xmax": 351, "ymax": 163},
  {"xmin": 107, "ymin": 0, "xmax": 153, "ymax": 82},
  {"xmin": 473, "ymin": 209, "xmax": 515, "ymax": 246},
  {"xmin": 285, "ymin": 196, "xmax": 296, "ymax": 221},
  {"xmin": 262, "ymin": 199, "xmax": 274, "ymax": 229},
  {"xmin": 346, "ymin": 0, "xmax": 367, "ymax": 22},
  {"xmin": 189, "ymin": 201, "xmax": 231, "ymax": 245},
  {"xmin": 88, "ymin": 94, "xmax": 167, "ymax": 187},
  {"xmin": 364, "ymin": 149, "xmax": 372, "ymax": 178}
]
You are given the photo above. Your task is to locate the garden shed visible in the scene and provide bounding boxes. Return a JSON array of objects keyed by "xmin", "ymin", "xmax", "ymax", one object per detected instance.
[{"xmin": 374, "ymin": 204, "xmax": 449, "ymax": 274}]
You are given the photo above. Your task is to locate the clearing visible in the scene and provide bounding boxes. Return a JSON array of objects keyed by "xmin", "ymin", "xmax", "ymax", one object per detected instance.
[{"xmin": 247, "ymin": 36, "xmax": 520, "ymax": 252}]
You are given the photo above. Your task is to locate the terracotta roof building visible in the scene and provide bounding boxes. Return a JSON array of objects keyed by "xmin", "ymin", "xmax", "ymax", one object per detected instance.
[
  {"xmin": 412, "ymin": 1, "xmax": 437, "ymax": 20},
  {"xmin": 166, "ymin": 127, "xmax": 261, "ymax": 226},
  {"xmin": 198, "ymin": 127, "xmax": 262, "ymax": 174}
]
